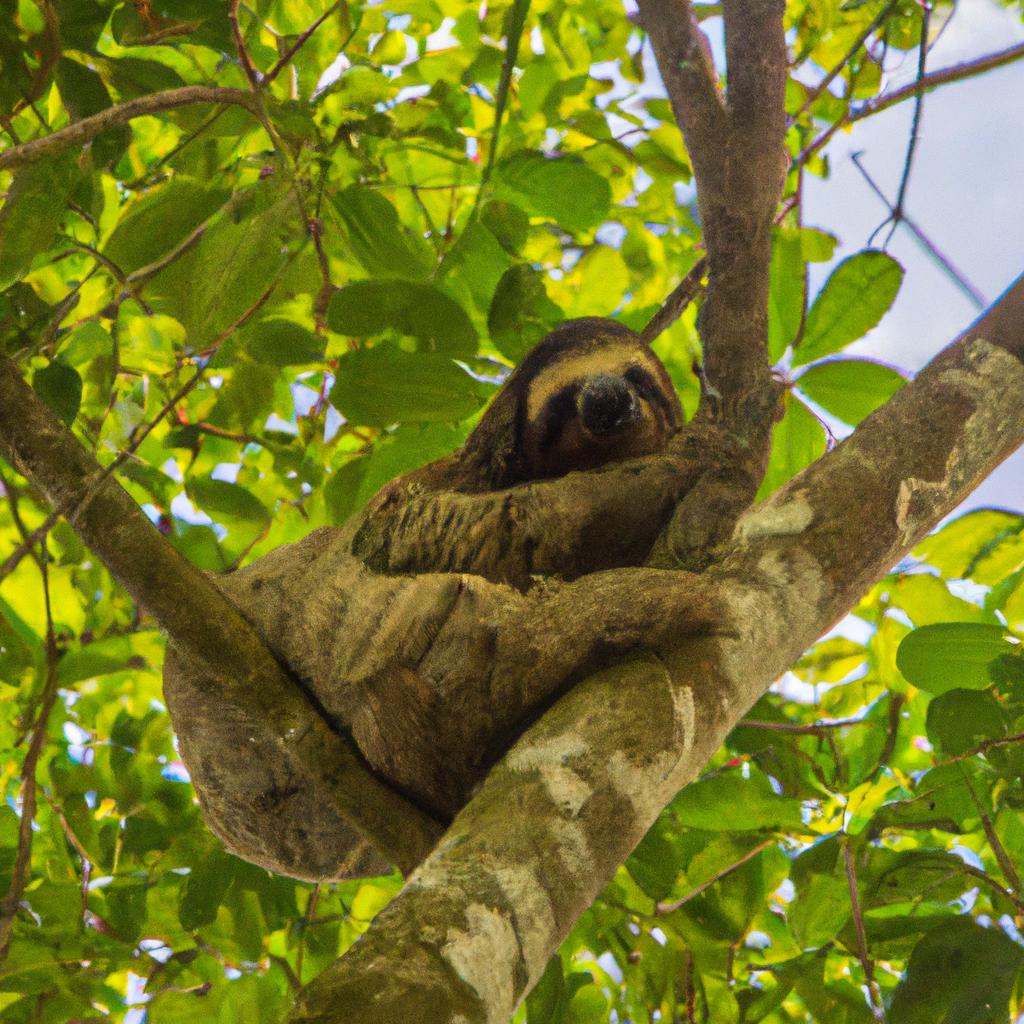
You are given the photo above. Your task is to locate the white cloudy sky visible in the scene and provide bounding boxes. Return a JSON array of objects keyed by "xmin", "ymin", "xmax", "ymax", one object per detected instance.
[{"xmin": 800, "ymin": 0, "xmax": 1024, "ymax": 514}]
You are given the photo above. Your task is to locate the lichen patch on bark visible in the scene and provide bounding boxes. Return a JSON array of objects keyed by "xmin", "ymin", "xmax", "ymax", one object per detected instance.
[{"xmin": 441, "ymin": 903, "xmax": 520, "ymax": 1023}]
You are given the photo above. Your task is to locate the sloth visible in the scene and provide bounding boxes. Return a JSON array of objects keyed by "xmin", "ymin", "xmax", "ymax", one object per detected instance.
[
  {"xmin": 348, "ymin": 317, "xmax": 690, "ymax": 587},
  {"xmin": 163, "ymin": 317, "xmax": 717, "ymax": 880}
]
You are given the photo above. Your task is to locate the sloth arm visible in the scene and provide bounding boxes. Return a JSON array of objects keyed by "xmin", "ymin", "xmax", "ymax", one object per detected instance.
[{"xmin": 348, "ymin": 418, "xmax": 756, "ymax": 587}]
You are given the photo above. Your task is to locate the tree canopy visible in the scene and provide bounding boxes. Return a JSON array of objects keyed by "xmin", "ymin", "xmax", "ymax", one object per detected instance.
[{"xmin": 1, "ymin": 0, "xmax": 1024, "ymax": 1022}]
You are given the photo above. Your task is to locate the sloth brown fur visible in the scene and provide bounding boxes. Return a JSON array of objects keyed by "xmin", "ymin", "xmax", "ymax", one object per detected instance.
[{"xmin": 349, "ymin": 318, "xmax": 686, "ymax": 586}]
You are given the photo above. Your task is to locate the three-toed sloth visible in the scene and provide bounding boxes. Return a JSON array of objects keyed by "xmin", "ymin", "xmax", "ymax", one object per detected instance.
[
  {"xmin": 349, "ymin": 317, "xmax": 689, "ymax": 587},
  {"xmin": 164, "ymin": 317, "xmax": 703, "ymax": 880}
]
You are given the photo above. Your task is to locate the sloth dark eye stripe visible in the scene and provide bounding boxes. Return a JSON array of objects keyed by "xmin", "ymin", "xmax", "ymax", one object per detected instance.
[
  {"xmin": 624, "ymin": 365, "xmax": 675, "ymax": 423},
  {"xmin": 537, "ymin": 384, "xmax": 581, "ymax": 452}
]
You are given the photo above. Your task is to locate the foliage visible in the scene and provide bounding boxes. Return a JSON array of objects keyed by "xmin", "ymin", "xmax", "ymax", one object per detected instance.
[{"xmin": 0, "ymin": 0, "xmax": 1021, "ymax": 1021}]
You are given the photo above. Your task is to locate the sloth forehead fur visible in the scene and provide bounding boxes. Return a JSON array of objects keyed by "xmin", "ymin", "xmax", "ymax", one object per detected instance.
[{"xmin": 524, "ymin": 342, "xmax": 659, "ymax": 423}]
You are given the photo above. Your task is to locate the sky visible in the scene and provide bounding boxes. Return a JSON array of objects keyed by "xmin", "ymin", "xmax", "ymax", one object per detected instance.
[{"xmin": 800, "ymin": 0, "xmax": 1024, "ymax": 514}]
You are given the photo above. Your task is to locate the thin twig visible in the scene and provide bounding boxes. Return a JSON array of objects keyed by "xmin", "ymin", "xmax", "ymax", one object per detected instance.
[
  {"xmin": 793, "ymin": 0, "xmax": 900, "ymax": 120},
  {"xmin": 842, "ymin": 837, "xmax": 886, "ymax": 1022},
  {"xmin": 851, "ymin": 152, "xmax": 986, "ymax": 308},
  {"xmin": 797, "ymin": 40, "xmax": 1024, "ymax": 168},
  {"xmin": 656, "ymin": 838, "xmax": 775, "ymax": 914},
  {"xmin": 0, "ymin": 505, "xmax": 61, "ymax": 958},
  {"xmin": 641, "ymin": 256, "xmax": 707, "ymax": 343},
  {"xmin": 960, "ymin": 764, "xmax": 1023, "ymax": 895},
  {"xmin": 480, "ymin": 0, "xmax": 531, "ymax": 193},
  {"xmin": 891, "ymin": 4, "xmax": 931, "ymax": 223},
  {"xmin": 2, "ymin": 279, "xmax": 277, "ymax": 592},
  {"xmin": 0, "ymin": 87, "xmax": 260, "ymax": 171},
  {"xmin": 869, "ymin": 694, "xmax": 904, "ymax": 782},
  {"xmin": 739, "ymin": 715, "xmax": 867, "ymax": 735},
  {"xmin": 229, "ymin": 0, "xmax": 263, "ymax": 88},
  {"xmin": 265, "ymin": 2, "xmax": 344, "ymax": 83},
  {"xmin": 940, "ymin": 729, "xmax": 1024, "ymax": 766}
]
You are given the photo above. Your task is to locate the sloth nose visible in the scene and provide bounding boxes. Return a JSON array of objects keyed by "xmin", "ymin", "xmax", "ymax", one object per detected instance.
[{"xmin": 577, "ymin": 375, "xmax": 640, "ymax": 436}]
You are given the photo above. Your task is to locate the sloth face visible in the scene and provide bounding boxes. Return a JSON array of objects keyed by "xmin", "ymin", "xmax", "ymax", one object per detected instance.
[
  {"xmin": 420, "ymin": 318, "xmax": 684, "ymax": 493},
  {"xmin": 514, "ymin": 319, "xmax": 683, "ymax": 483},
  {"xmin": 523, "ymin": 363, "xmax": 679, "ymax": 479}
]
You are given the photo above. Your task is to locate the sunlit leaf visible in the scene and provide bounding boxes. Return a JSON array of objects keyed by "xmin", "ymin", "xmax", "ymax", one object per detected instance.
[
  {"xmin": 331, "ymin": 186, "xmax": 433, "ymax": 280},
  {"xmin": 896, "ymin": 623, "xmax": 1012, "ymax": 694},
  {"xmin": 793, "ymin": 251, "xmax": 904, "ymax": 366},
  {"xmin": 329, "ymin": 345, "xmax": 490, "ymax": 426},
  {"xmin": 796, "ymin": 358, "xmax": 906, "ymax": 425},
  {"xmin": 493, "ymin": 151, "xmax": 612, "ymax": 232},
  {"xmin": 0, "ymin": 155, "xmax": 77, "ymax": 290},
  {"xmin": 755, "ymin": 394, "xmax": 827, "ymax": 498},
  {"xmin": 328, "ymin": 280, "xmax": 477, "ymax": 353}
]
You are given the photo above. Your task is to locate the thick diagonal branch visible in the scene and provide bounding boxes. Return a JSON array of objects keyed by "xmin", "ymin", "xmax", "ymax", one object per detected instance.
[
  {"xmin": 287, "ymin": 274, "xmax": 1024, "ymax": 1023},
  {"xmin": 0, "ymin": 357, "xmax": 442, "ymax": 873}
]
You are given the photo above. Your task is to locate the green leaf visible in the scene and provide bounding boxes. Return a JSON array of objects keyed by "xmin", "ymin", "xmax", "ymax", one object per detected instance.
[
  {"xmin": 896, "ymin": 623, "xmax": 1011, "ymax": 694},
  {"xmin": 371, "ymin": 29, "xmax": 408, "ymax": 65},
  {"xmin": 755, "ymin": 394, "xmax": 827, "ymax": 498},
  {"xmin": 0, "ymin": 155, "xmax": 77, "ymax": 290},
  {"xmin": 767, "ymin": 229, "xmax": 805, "ymax": 362},
  {"xmin": 796, "ymin": 358, "xmax": 906, "ymax": 425},
  {"xmin": 327, "ymin": 280, "xmax": 477, "ymax": 353},
  {"xmin": 926, "ymin": 689, "xmax": 1006, "ymax": 756},
  {"xmin": 330, "ymin": 186, "xmax": 433, "ymax": 280},
  {"xmin": 58, "ymin": 633, "xmax": 159, "ymax": 686},
  {"xmin": 32, "ymin": 361, "xmax": 82, "ymax": 426},
  {"xmin": 55, "ymin": 57, "xmax": 130, "ymax": 169},
  {"xmin": 146, "ymin": 181, "xmax": 298, "ymax": 341},
  {"xmin": 481, "ymin": 200, "xmax": 530, "ymax": 254},
  {"xmin": 102, "ymin": 879, "xmax": 147, "ymax": 943},
  {"xmin": 437, "ymin": 221, "xmax": 512, "ymax": 315},
  {"xmin": 626, "ymin": 818, "xmax": 679, "ymax": 900},
  {"xmin": 52, "ymin": 0, "xmax": 109, "ymax": 49},
  {"xmin": 186, "ymin": 479, "xmax": 270, "ymax": 523},
  {"xmin": 487, "ymin": 264, "xmax": 563, "ymax": 362},
  {"xmin": 671, "ymin": 770, "xmax": 804, "ymax": 832},
  {"xmin": 328, "ymin": 345, "xmax": 489, "ymax": 426},
  {"xmin": 179, "ymin": 847, "xmax": 238, "ymax": 931},
  {"xmin": 525, "ymin": 956, "xmax": 566, "ymax": 1024},
  {"xmin": 789, "ymin": 838, "xmax": 850, "ymax": 948},
  {"xmin": 793, "ymin": 250, "xmax": 904, "ymax": 366},
  {"xmin": 493, "ymin": 151, "xmax": 612, "ymax": 232},
  {"xmin": 914, "ymin": 510, "xmax": 1024, "ymax": 584},
  {"xmin": 104, "ymin": 180, "xmax": 231, "ymax": 273},
  {"xmin": 890, "ymin": 919, "xmax": 1024, "ymax": 1024},
  {"xmin": 244, "ymin": 320, "xmax": 325, "ymax": 365},
  {"xmin": 95, "ymin": 55, "xmax": 189, "ymax": 99}
]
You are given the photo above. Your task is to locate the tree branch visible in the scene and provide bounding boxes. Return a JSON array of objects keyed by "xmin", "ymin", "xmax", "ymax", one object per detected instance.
[
  {"xmin": 0, "ymin": 357, "xmax": 442, "ymax": 874},
  {"xmin": 265, "ymin": 2, "xmax": 345, "ymax": 84},
  {"xmin": 286, "ymin": 271, "xmax": 1024, "ymax": 1021},
  {"xmin": 0, "ymin": 87, "xmax": 261, "ymax": 171},
  {"xmin": 634, "ymin": 0, "xmax": 726, "ymax": 189},
  {"xmin": 694, "ymin": 0, "xmax": 788, "ymax": 417},
  {"xmin": 639, "ymin": 0, "xmax": 787, "ymax": 426},
  {"xmin": 798, "ymin": 40, "xmax": 1024, "ymax": 167},
  {"xmin": 229, "ymin": 0, "xmax": 263, "ymax": 88}
]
